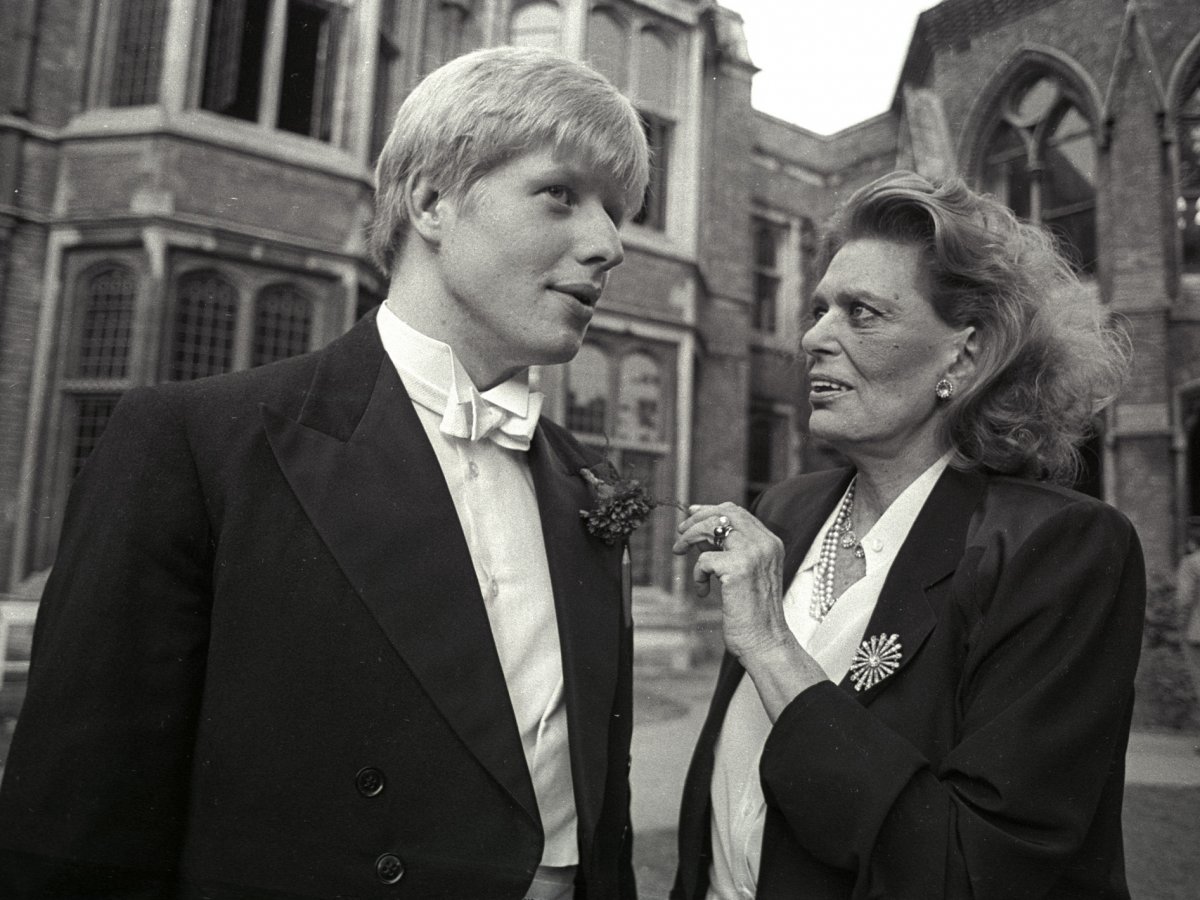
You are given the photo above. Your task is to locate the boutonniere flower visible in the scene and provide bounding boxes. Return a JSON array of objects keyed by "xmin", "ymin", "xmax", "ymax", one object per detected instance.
[
  {"xmin": 578, "ymin": 460, "xmax": 682, "ymax": 546},
  {"xmin": 849, "ymin": 633, "xmax": 902, "ymax": 692}
]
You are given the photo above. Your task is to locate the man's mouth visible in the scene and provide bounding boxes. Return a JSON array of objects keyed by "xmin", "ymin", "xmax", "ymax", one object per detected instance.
[{"xmin": 551, "ymin": 283, "xmax": 602, "ymax": 308}]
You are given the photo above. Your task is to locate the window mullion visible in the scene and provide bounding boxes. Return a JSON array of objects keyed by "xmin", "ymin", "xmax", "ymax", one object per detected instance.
[
  {"xmin": 1029, "ymin": 162, "xmax": 1044, "ymax": 224},
  {"xmin": 233, "ymin": 290, "xmax": 254, "ymax": 370},
  {"xmin": 160, "ymin": 0, "xmax": 201, "ymax": 113},
  {"xmin": 258, "ymin": 0, "xmax": 289, "ymax": 127}
]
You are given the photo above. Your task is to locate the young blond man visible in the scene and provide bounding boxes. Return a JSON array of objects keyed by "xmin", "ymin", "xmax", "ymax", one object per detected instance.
[{"xmin": 0, "ymin": 47, "xmax": 648, "ymax": 900}]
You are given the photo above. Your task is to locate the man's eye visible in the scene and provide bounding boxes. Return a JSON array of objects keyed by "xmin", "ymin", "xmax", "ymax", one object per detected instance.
[
  {"xmin": 809, "ymin": 305, "xmax": 827, "ymax": 322},
  {"xmin": 545, "ymin": 185, "xmax": 576, "ymax": 205},
  {"xmin": 848, "ymin": 302, "xmax": 875, "ymax": 320}
]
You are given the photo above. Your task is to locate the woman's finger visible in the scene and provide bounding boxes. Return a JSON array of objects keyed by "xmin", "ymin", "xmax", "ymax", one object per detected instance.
[
  {"xmin": 692, "ymin": 550, "xmax": 726, "ymax": 598},
  {"xmin": 672, "ymin": 519, "xmax": 734, "ymax": 554},
  {"xmin": 676, "ymin": 503, "xmax": 726, "ymax": 533}
]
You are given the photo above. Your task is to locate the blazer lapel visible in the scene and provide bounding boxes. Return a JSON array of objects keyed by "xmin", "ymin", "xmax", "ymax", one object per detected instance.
[
  {"xmin": 260, "ymin": 318, "xmax": 539, "ymax": 825},
  {"xmin": 839, "ymin": 466, "xmax": 987, "ymax": 704},
  {"xmin": 526, "ymin": 428, "xmax": 623, "ymax": 860}
]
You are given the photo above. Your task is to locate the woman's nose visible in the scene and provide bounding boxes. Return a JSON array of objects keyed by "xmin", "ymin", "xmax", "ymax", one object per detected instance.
[{"xmin": 800, "ymin": 310, "xmax": 835, "ymax": 356}]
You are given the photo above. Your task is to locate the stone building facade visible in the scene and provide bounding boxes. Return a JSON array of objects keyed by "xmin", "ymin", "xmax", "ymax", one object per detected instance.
[{"xmin": 1, "ymin": 0, "xmax": 1199, "ymax": 676}]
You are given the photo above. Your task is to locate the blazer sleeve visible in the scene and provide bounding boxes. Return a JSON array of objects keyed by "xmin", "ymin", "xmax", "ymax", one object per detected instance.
[
  {"xmin": 757, "ymin": 498, "xmax": 1146, "ymax": 899},
  {"xmin": 0, "ymin": 387, "xmax": 213, "ymax": 897}
]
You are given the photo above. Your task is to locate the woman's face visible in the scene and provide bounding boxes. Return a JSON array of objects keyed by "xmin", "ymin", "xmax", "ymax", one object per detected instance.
[{"xmin": 801, "ymin": 238, "xmax": 973, "ymax": 465}]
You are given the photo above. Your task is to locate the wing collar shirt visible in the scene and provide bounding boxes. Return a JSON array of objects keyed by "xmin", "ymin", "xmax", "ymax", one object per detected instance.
[
  {"xmin": 377, "ymin": 305, "xmax": 579, "ymax": 887},
  {"xmin": 706, "ymin": 454, "xmax": 951, "ymax": 900}
]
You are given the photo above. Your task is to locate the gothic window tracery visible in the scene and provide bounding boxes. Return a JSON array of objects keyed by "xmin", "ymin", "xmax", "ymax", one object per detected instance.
[{"xmin": 980, "ymin": 72, "xmax": 1097, "ymax": 273}]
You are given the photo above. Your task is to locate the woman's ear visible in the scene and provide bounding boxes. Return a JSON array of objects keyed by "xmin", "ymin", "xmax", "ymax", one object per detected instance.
[
  {"xmin": 947, "ymin": 326, "xmax": 979, "ymax": 387},
  {"xmin": 406, "ymin": 173, "xmax": 449, "ymax": 246}
]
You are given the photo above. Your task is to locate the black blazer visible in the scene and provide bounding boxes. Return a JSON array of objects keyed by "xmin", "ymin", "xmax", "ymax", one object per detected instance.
[
  {"xmin": 0, "ymin": 311, "xmax": 635, "ymax": 900},
  {"xmin": 673, "ymin": 466, "xmax": 1145, "ymax": 900}
]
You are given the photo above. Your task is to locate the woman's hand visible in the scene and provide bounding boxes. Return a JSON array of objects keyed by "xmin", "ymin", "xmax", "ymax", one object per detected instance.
[
  {"xmin": 671, "ymin": 503, "xmax": 791, "ymax": 661},
  {"xmin": 673, "ymin": 502, "xmax": 827, "ymax": 718}
]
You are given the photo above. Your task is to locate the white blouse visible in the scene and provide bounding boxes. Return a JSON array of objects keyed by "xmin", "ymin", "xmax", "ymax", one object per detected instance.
[{"xmin": 706, "ymin": 456, "xmax": 951, "ymax": 900}]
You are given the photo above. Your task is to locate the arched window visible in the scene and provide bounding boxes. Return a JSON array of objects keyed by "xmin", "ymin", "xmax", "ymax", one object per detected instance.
[
  {"xmin": 585, "ymin": 7, "xmax": 627, "ymax": 90},
  {"xmin": 980, "ymin": 72, "xmax": 1097, "ymax": 273},
  {"xmin": 75, "ymin": 266, "xmax": 136, "ymax": 379},
  {"xmin": 109, "ymin": 0, "xmax": 167, "ymax": 106},
  {"xmin": 616, "ymin": 351, "xmax": 663, "ymax": 443},
  {"xmin": 64, "ymin": 264, "xmax": 139, "ymax": 479},
  {"xmin": 1176, "ymin": 65, "xmax": 1200, "ymax": 273},
  {"xmin": 171, "ymin": 271, "xmax": 238, "ymax": 380},
  {"xmin": 566, "ymin": 344, "xmax": 611, "ymax": 435},
  {"xmin": 509, "ymin": 1, "xmax": 561, "ymax": 52},
  {"xmin": 253, "ymin": 283, "xmax": 312, "ymax": 366}
]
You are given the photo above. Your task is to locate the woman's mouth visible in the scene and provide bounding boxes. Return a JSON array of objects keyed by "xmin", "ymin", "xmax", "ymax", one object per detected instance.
[{"xmin": 809, "ymin": 376, "xmax": 852, "ymax": 397}]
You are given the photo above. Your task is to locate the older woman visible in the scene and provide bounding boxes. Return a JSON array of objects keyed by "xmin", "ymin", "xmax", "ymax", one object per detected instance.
[{"xmin": 671, "ymin": 172, "xmax": 1144, "ymax": 899}]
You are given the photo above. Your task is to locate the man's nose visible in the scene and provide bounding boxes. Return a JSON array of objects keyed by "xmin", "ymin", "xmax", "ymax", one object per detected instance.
[{"xmin": 577, "ymin": 200, "xmax": 625, "ymax": 272}]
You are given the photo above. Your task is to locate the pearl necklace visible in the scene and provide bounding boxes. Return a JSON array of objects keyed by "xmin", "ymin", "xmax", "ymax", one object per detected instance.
[{"xmin": 809, "ymin": 478, "xmax": 865, "ymax": 622}]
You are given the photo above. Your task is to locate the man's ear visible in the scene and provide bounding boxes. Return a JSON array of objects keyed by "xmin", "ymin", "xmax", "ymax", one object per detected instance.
[{"xmin": 406, "ymin": 173, "xmax": 450, "ymax": 245}]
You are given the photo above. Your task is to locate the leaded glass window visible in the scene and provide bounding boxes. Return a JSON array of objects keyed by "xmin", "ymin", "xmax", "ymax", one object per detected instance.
[
  {"xmin": 70, "ymin": 396, "xmax": 122, "ymax": 478},
  {"xmin": 171, "ymin": 271, "xmax": 237, "ymax": 380},
  {"xmin": 253, "ymin": 283, "xmax": 312, "ymax": 366},
  {"xmin": 76, "ymin": 267, "xmax": 135, "ymax": 379}
]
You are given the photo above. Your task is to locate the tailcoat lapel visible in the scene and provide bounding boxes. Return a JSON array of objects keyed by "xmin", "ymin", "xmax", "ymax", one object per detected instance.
[
  {"xmin": 527, "ymin": 428, "xmax": 623, "ymax": 861},
  {"xmin": 259, "ymin": 316, "xmax": 539, "ymax": 826},
  {"xmin": 838, "ymin": 465, "xmax": 987, "ymax": 704}
]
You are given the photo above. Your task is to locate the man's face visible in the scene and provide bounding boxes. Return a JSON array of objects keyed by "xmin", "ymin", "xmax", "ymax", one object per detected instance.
[{"xmin": 432, "ymin": 145, "xmax": 627, "ymax": 389}]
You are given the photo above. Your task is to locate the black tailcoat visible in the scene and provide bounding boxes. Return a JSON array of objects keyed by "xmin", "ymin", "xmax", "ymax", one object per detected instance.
[{"xmin": 0, "ymin": 312, "xmax": 635, "ymax": 900}]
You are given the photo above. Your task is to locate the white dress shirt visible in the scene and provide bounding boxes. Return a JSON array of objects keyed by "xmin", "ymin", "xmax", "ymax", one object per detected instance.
[
  {"xmin": 377, "ymin": 305, "xmax": 579, "ymax": 883},
  {"xmin": 706, "ymin": 456, "xmax": 950, "ymax": 900}
]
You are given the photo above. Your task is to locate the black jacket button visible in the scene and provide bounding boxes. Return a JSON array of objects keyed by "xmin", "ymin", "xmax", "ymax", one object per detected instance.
[
  {"xmin": 355, "ymin": 766, "xmax": 385, "ymax": 797},
  {"xmin": 376, "ymin": 852, "xmax": 405, "ymax": 884}
]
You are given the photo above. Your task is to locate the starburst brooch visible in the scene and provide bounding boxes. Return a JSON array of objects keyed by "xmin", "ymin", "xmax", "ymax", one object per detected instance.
[{"xmin": 849, "ymin": 633, "xmax": 902, "ymax": 692}]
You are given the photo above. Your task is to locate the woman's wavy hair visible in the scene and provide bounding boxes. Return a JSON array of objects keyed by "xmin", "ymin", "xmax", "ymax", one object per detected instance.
[
  {"xmin": 369, "ymin": 46, "xmax": 649, "ymax": 274},
  {"xmin": 822, "ymin": 170, "xmax": 1130, "ymax": 483}
]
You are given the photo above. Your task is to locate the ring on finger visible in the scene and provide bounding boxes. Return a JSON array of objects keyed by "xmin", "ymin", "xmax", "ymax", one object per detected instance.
[{"xmin": 712, "ymin": 514, "xmax": 734, "ymax": 550}]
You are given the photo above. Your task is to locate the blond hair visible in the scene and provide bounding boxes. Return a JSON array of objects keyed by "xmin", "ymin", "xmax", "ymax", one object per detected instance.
[{"xmin": 370, "ymin": 46, "xmax": 649, "ymax": 273}]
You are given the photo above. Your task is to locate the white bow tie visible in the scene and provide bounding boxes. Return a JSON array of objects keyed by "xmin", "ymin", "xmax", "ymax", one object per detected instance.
[{"xmin": 404, "ymin": 369, "xmax": 543, "ymax": 452}]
